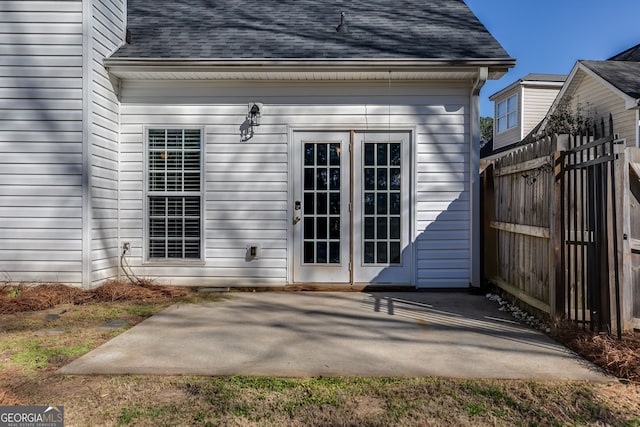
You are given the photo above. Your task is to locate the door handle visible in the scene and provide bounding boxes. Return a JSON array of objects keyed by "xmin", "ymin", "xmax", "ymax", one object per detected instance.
[{"xmin": 293, "ymin": 216, "xmax": 301, "ymax": 225}]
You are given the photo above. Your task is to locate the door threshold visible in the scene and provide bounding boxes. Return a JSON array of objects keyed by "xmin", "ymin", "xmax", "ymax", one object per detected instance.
[{"xmin": 284, "ymin": 284, "xmax": 416, "ymax": 292}]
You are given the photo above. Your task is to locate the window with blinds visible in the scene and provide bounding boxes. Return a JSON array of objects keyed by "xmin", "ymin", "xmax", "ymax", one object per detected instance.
[{"xmin": 147, "ymin": 129, "xmax": 202, "ymax": 259}]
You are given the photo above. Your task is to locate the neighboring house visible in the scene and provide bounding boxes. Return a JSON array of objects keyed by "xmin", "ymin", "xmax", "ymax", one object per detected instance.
[
  {"xmin": 0, "ymin": 0, "xmax": 514, "ymax": 289},
  {"xmin": 540, "ymin": 43, "xmax": 640, "ymax": 147},
  {"xmin": 485, "ymin": 74, "xmax": 566, "ymax": 156}
]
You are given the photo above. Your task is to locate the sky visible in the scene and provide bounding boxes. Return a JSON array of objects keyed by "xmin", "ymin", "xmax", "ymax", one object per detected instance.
[{"xmin": 463, "ymin": 0, "xmax": 640, "ymax": 117}]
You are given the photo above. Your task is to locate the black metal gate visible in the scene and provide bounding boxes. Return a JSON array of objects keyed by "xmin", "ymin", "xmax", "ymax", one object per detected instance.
[{"xmin": 560, "ymin": 115, "xmax": 622, "ymax": 336}]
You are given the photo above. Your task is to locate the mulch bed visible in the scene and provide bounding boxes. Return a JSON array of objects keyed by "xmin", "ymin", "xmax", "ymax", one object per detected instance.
[
  {"xmin": 552, "ymin": 323, "xmax": 640, "ymax": 383},
  {"xmin": 0, "ymin": 279, "xmax": 190, "ymax": 315}
]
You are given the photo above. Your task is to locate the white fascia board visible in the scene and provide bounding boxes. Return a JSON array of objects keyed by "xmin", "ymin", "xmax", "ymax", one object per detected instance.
[
  {"xmin": 520, "ymin": 81, "xmax": 566, "ymax": 89},
  {"xmin": 489, "ymin": 78, "xmax": 564, "ymax": 102},
  {"xmin": 103, "ymin": 57, "xmax": 515, "ymax": 79}
]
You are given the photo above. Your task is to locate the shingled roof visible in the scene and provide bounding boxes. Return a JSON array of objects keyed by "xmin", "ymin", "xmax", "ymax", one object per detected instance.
[
  {"xmin": 608, "ymin": 42, "xmax": 640, "ymax": 62},
  {"xmin": 110, "ymin": 0, "xmax": 511, "ymax": 60},
  {"xmin": 581, "ymin": 60, "xmax": 640, "ymax": 101}
]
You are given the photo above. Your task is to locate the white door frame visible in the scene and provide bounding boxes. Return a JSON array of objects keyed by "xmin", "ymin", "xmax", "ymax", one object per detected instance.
[
  {"xmin": 352, "ymin": 131, "xmax": 412, "ymax": 284},
  {"xmin": 290, "ymin": 129, "xmax": 413, "ymax": 285},
  {"xmin": 292, "ymin": 131, "xmax": 351, "ymax": 283}
]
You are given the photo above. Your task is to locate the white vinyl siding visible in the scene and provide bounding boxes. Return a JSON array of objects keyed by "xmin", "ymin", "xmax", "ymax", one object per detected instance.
[
  {"xmin": 0, "ymin": 0, "xmax": 84, "ymax": 284},
  {"xmin": 90, "ymin": 0, "xmax": 125, "ymax": 284},
  {"xmin": 522, "ymin": 86, "xmax": 561, "ymax": 137},
  {"xmin": 118, "ymin": 80, "xmax": 471, "ymax": 288}
]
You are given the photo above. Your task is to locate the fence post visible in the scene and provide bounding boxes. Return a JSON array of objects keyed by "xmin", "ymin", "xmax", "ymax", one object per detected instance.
[
  {"xmin": 552, "ymin": 135, "xmax": 566, "ymax": 319},
  {"xmin": 481, "ymin": 163, "xmax": 497, "ymax": 288}
]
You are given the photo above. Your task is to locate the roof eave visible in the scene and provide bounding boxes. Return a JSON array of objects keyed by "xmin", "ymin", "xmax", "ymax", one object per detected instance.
[
  {"xmin": 104, "ymin": 57, "xmax": 516, "ymax": 80},
  {"xmin": 578, "ymin": 61, "xmax": 640, "ymax": 110}
]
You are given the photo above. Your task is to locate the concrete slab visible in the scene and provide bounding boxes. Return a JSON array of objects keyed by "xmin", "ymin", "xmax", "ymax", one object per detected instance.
[{"xmin": 59, "ymin": 292, "xmax": 609, "ymax": 380}]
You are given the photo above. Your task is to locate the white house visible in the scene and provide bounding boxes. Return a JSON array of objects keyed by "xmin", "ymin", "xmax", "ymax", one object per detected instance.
[{"xmin": 0, "ymin": 0, "xmax": 514, "ymax": 289}]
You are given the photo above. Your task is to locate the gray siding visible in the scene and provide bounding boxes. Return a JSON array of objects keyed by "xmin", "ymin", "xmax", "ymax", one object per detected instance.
[
  {"xmin": 90, "ymin": 0, "xmax": 124, "ymax": 284},
  {"xmin": 0, "ymin": 1, "xmax": 84, "ymax": 284},
  {"xmin": 118, "ymin": 80, "xmax": 472, "ymax": 288}
]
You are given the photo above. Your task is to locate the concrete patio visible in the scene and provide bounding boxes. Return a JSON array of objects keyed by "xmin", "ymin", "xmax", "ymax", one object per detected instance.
[{"xmin": 59, "ymin": 292, "xmax": 609, "ymax": 380}]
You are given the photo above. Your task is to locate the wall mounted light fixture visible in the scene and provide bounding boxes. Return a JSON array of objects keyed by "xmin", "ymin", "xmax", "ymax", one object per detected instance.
[
  {"xmin": 249, "ymin": 103, "xmax": 262, "ymax": 127},
  {"xmin": 241, "ymin": 102, "xmax": 263, "ymax": 142}
]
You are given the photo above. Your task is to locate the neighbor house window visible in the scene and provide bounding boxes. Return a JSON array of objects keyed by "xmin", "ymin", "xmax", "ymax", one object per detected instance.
[
  {"xmin": 147, "ymin": 129, "xmax": 202, "ymax": 259},
  {"xmin": 496, "ymin": 94, "xmax": 518, "ymax": 133}
]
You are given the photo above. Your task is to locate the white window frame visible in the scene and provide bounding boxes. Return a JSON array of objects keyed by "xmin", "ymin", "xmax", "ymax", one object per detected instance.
[
  {"xmin": 496, "ymin": 94, "xmax": 518, "ymax": 134},
  {"xmin": 144, "ymin": 127, "xmax": 205, "ymax": 263}
]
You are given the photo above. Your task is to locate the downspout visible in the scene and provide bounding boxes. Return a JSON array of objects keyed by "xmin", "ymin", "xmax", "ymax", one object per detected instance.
[
  {"xmin": 470, "ymin": 67, "xmax": 488, "ymax": 289},
  {"xmin": 81, "ymin": 0, "xmax": 94, "ymax": 289}
]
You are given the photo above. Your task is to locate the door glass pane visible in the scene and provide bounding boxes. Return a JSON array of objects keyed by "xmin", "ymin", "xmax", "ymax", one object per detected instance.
[
  {"xmin": 364, "ymin": 168, "xmax": 375, "ymax": 190},
  {"xmin": 364, "ymin": 217, "xmax": 375, "ymax": 239},
  {"xmin": 362, "ymin": 141, "xmax": 402, "ymax": 264},
  {"xmin": 377, "ymin": 194, "xmax": 387, "ymax": 215},
  {"xmin": 390, "ymin": 143, "xmax": 401, "ymax": 166},
  {"xmin": 304, "ymin": 218, "xmax": 314, "ymax": 240},
  {"xmin": 330, "ymin": 168, "xmax": 340, "ymax": 190},
  {"xmin": 317, "ymin": 193, "xmax": 327, "ymax": 215},
  {"xmin": 304, "ymin": 193, "xmax": 314, "ymax": 215},
  {"xmin": 364, "ymin": 242, "xmax": 375, "ymax": 263},
  {"xmin": 329, "ymin": 242, "xmax": 340, "ymax": 263},
  {"xmin": 390, "ymin": 242, "xmax": 401, "ymax": 263},
  {"xmin": 364, "ymin": 193, "xmax": 375, "ymax": 215},
  {"xmin": 364, "ymin": 144, "xmax": 375, "ymax": 166},
  {"xmin": 317, "ymin": 217, "xmax": 328, "ymax": 239},
  {"xmin": 317, "ymin": 168, "xmax": 328, "ymax": 190},
  {"xmin": 377, "ymin": 144, "xmax": 387, "ymax": 166},
  {"xmin": 330, "ymin": 144, "xmax": 341, "ymax": 165},
  {"xmin": 317, "ymin": 144, "xmax": 327, "ymax": 165},
  {"xmin": 304, "ymin": 169, "xmax": 314, "ymax": 190},
  {"xmin": 329, "ymin": 193, "xmax": 340, "ymax": 214},
  {"xmin": 329, "ymin": 218, "xmax": 340, "ymax": 239},
  {"xmin": 303, "ymin": 142, "xmax": 341, "ymax": 264},
  {"xmin": 377, "ymin": 217, "xmax": 387, "ymax": 239},
  {"xmin": 377, "ymin": 169, "xmax": 387, "ymax": 190},
  {"xmin": 317, "ymin": 242, "xmax": 327, "ymax": 263},
  {"xmin": 304, "ymin": 241, "xmax": 314, "ymax": 263}
]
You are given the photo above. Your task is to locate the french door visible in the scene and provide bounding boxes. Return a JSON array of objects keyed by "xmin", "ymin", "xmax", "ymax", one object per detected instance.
[{"xmin": 292, "ymin": 131, "xmax": 411, "ymax": 285}]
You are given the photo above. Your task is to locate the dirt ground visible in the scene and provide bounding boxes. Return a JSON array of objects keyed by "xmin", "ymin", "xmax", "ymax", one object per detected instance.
[{"xmin": 1, "ymin": 281, "xmax": 639, "ymax": 426}]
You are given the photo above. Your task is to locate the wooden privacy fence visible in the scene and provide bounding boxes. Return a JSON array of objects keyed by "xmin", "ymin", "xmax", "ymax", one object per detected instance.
[
  {"xmin": 482, "ymin": 115, "xmax": 640, "ymax": 335},
  {"xmin": 482, "ymin": 137, "xmax": 556, "ymax": 316}
]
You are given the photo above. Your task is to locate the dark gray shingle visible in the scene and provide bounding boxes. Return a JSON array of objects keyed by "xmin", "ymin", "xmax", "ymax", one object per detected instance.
[
  {"xmin": 111, "ymin": 0, "xmax": 511, "ymax": 60},
  {"xmin": 608, "ymin": 42, "xmax": 640, "ymax": 62},
  {"xmin": 582, "ymin": 60, "xmax": 640, "ymax": 100}
]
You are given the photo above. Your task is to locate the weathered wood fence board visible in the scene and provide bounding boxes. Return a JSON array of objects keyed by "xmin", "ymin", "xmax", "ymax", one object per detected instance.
[
  {"xmin": 482, "ymin": 115, "xmax": 639, "ymax": 334},
  {"xmin": 483, "ymin": 137, "xmax": 555, "ymax": 314}
]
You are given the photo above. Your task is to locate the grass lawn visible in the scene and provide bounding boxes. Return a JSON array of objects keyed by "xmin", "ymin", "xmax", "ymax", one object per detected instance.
[{"xmin": 1, "ymin": 284, "xmax": 639, "ymax": 426}]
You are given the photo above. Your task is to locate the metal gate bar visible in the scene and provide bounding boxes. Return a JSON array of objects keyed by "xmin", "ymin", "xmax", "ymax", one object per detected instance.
[{"xmin": 560, "ymin": 115, "xmax": 621, "ymax": 337}]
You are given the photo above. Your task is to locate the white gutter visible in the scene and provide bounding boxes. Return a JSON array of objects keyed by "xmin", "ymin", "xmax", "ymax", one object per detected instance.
[
  {"xmin": 470, "ymin": 67, "xmax": 488, "ymax": 288},
  {"xmin": 104, "ymin": 57, "xmax": 515, "ymax": 78},
  {"xmin": 104, "ymin": 57, "xmax": 516, "ymax": 68}
]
